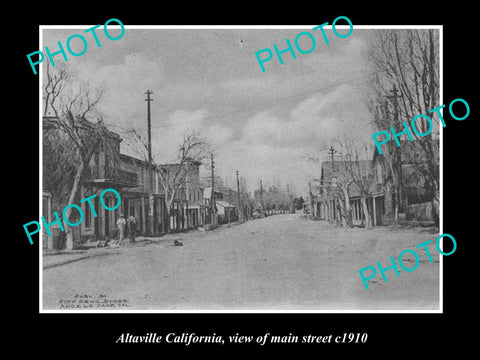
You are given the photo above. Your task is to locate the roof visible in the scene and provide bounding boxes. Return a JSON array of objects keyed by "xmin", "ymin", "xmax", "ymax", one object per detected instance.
[
  {"xmin": 215, "ymin": 200, "xmax": 235, "ymax": 208},
  {"xmin": 203, "ymin": 187, "xmax": 223, "ymax": 199},
  {"xmin": 321, "ymin": 160, "xmax": 373, "ymax": 182},
  {"xmin": 189, "ymin": 204, "xmax": 207, "ymax": 209},
  {"xmin": 157, "ymin": 159, "xmax": 201, "ymax": 168},
  {"xmin": 120, "ymin": 153, "xmax": 148, "ymax": 166},
  {"xmin": 192, "ymin": 200, "xmax": 208, "ymax": 207},
  {"xmin": 43, "ymin": 116, "xmax": 122, "ymax": 141},
  {"xmin": 347, "ymin": 181, "xmax": 382, "ymax": 198}
]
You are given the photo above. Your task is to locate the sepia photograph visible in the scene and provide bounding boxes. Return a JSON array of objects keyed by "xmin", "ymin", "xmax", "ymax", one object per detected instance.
[{"xmin": 39, "ymin": 25, "xmax": 442, "ymax": 312}]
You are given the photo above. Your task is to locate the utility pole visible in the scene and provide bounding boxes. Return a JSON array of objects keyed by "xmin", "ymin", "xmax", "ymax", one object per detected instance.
[
  {"xmin": 185, "ymin": 158, "xmax": 189, "ymax": 230},
  {"xmin": 210, "ymin": 153, "xmax": 217, "ymax": 225},
  {"xmin": 228, "ymin": 187, "xmax": 232, "ymax": 226},
  {"xmin": 287, "ymin": 183, "xmax": 292, "ymax": 214},
  {"xmin": 145, "ymin": 90, "xmax": 153, "ymax": 165},
  {"xmin": 145, "ymin": 90, "xmax": 154, "ymax": 235},
  {"xmin": 236, "ymin": 171, "xmax": 242, "ymax": 221},
  {"xmin": 327, "ymin": 145, "xmax": 337, "ymax": 222},
  {"xmin": 386, "ymin": 84, "xmax": 405, "ymax": 213},
  {"xmin": 260, "ymin": 179, "xmax": 264, "ymax": 213},
  {"xmin": 328, "ymin": 145, "xmax": 336, "ymax": 171}
]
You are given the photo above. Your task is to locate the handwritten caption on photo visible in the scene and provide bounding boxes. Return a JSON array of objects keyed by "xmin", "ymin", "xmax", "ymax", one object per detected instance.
[{"xmin": 59, "ymin": 294, "xmax": 131, "ymax": 309}]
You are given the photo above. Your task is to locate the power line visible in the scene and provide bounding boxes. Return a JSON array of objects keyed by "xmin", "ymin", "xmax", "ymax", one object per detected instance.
[
  {"xmin": 105, "ymin": 63, "xmax": 410, "ymax": 134},
  {"xmin": 149, "ymin": 70, "xmax": 384, "ymax": 131}
]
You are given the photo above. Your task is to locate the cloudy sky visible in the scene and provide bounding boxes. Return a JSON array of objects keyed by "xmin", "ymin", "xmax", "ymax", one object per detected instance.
[{"xmin": 42, "ymin": 25, "xmax": 378, "ymax": 195}]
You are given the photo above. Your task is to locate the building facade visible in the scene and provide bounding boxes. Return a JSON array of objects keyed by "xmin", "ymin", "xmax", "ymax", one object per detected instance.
[
  {"xmin": 315, "ymin": 159, "xmax": 386, "ymax": 227},
  {"xmin": 314, "ymin": 143, "xmax": 436, "ymax": 228},
  {"xmin": 43, "ymin": 118, "xmax": 209, "ymax": 248}
]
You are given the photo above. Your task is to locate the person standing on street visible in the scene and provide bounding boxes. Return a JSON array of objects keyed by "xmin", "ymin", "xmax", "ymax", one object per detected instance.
[
  {"xmin": 127, "ymin": 214, "xmax": 137, "ymax": 243},
  {"xmin": 116, "ymin": 214, "xmax": 127, "ymax": 245}
]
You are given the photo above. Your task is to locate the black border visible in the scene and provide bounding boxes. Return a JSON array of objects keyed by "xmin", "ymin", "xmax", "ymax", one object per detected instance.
[{"xmin": 12, "ymin": 4, "xmax": 476, "ymax": 355}]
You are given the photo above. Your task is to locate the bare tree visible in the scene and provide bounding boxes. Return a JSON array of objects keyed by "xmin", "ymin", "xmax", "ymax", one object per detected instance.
[
  {"xmin": 336, "ymin": 141, "xmax": 376, "ymax": 229},
  {"xmin": 43, "ymin": 62, "xmax": 71, "ymax": 117},
  {"xmin": 43, "ymin": 63, "xmax": 117, "ymax": 249},
  {"xmin": 366, "ymin": 99, "xmax": 402, "ymax": 223},
  {"xmin": 314, "ymin": 163, "xmax": 352, "ymax": 227},
  {"xmin": 158, "ymin": 131, "xmax": 209, "ymax": 232},
  {"xmin": 366, "ymin": 29, "xmax": 440, "ymax": 225},
  {"xmin": 43, "ymin": 124, "xmax": 77, "ymax": 204},
  {"xmin": 124, "ymin": 129, "xmax": 209, "ymax": 232},
  {"xmin": 337, "ymin": 179, "xmax": 354, "ymax": 228},
  {"xmin": 304, "ymin": 149, "xmax": 353, "ymax": 227}
]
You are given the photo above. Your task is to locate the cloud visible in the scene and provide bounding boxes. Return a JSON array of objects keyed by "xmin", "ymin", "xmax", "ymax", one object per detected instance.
[
  {"xmin": 75, "ymin": 53, "xmax": 166, "ymax": 128},
  {"xmin": 215, "ymin": 137, "xmax": 317, "ymax": 195},
  {"xmin": 46, "ymin": 28, "xmax": 377, "ymax": 196},
  {"xmin": 149, "ymin": 109, "xmax": 206, "ymax": 163},
  {"xmin": 344, "ymin": 36, "xmax": 367, "ymax": 55},
  {"xmin": 300, "ymin": 34, "xmax": 371, "ymax": 78},
  {"xmin": 205, "ymin": 124, "xmax": 234, "ymax": 148},
  {"xmin": 162, "ymin": 109, "xmax": 206, "ymax": 131},
  {"xmin": 241, "ymin": 86, "xmax": 351, "ymax": 148},
  {"xmin": 146, "ymin": 109, "xmax": 234, "ymax": 165},
  {"xmin": 79, "ymin": 53, "xmax": 165, "ymax": 89},
  {"xmin": 210, "ymin": 79, "xmax": 374, "ymax": 194}
]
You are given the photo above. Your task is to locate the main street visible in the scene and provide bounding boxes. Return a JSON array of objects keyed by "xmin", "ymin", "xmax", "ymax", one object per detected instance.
[{"xmin": 43, "ymin": 214, "xmax": 439, "ymax": 311}]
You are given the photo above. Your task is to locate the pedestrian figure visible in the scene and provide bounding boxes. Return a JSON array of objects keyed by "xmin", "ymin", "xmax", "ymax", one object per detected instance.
[
  {"xmin": 127, "ymin": 214, "xmax": 137, "ymax": 243},
  {"xmin": 116, "ymin": 214, "xmax": 127, "ymax": 245}
]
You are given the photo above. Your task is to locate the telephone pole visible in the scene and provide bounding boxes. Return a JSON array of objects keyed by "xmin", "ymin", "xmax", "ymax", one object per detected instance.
[
  {"xmin": 145, "ymin": 90, "xmax": 153, "ymax": 165},
  {"xmin": 236, "ymin": 171, "xmax": 243, "ymax": 221},
  {"xmin": 259, "ymin": 179, "xmax": 264, "ymax": 213},
  {"xmin": 386, "ymin": 84, "xmax": 405, "ymax": 213},
  {"xmin": 210, "ymin": 153, "xmax": 217, "ymax": 225},
  {"xmin": 328, "ymin": 145, "xmax": 336, "ymax": 171},
  {"xmin": 228, "ymin": 187, "xmax": 232, "ymax": 226},
  {"xmin": 327, "ymin": 145, "xmax": 338, "ymax": 222},
  {"xmin": 185, "ymin": 158, "xmax": 190, "ymax": 229},
  {"xmin": 287, "ymin": 183, "xmax": 292, "ymax": 213},
  {"xmin": 145, "ymin": 90, "xmax": 154, "ymax": 235}
]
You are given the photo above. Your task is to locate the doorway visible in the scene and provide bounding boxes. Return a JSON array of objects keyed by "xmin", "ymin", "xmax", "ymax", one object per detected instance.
[{"xmin": 94, "ymin": 195, "xmax": 100, "ymax": 238}]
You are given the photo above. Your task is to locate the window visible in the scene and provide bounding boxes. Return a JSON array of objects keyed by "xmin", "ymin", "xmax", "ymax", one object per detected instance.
[
  {"xmin": 84, "ymin": 201, "xmax": 91, "ymax": 227},
  {"xmin": 105, "ymin": 153, "xmax": 110, "ymax": 178},
  {"xmin": 94, "ymin": 151, "xmax": 100, "ymax": 178},
  {"xmin": 376, "ymin": 164, "xmax": 383, "ymax": 184}
]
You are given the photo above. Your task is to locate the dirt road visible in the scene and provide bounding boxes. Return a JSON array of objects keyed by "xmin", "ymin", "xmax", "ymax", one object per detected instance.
[{"xmin": 42, "ymin": 214, "xmax": 440, "ymax": 311}]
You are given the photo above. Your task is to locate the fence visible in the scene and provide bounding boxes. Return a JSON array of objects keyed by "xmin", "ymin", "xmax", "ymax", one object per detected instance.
[{"xmin": 406, "ymin": 202, "xmax": 433, "ymax": 221}]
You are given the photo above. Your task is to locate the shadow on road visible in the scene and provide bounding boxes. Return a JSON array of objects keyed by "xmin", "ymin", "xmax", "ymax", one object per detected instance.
[{"xmin": 43, "ymin": 251, "xmax": 120, "ymax": 270}]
